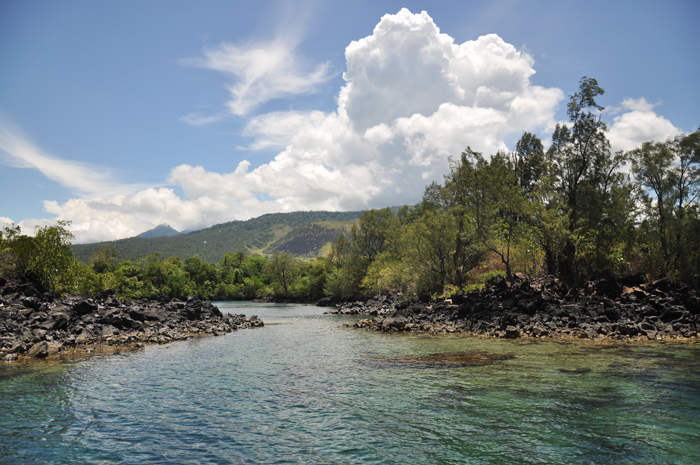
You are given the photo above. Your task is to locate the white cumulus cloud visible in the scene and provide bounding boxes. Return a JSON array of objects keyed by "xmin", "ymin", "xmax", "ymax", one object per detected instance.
[{"xmin": 607, "ymin": 98, "xmax": 681, "ymax": 153}]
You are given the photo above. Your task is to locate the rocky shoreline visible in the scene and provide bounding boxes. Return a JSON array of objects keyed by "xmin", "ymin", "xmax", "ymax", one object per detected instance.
[
  {"xmin": 326, "ymin": 274, "xmax": 700, "ymax": 341},
  {"xmin": 0, "ymin": 279, "xmax": 263, "ymax": 361}
]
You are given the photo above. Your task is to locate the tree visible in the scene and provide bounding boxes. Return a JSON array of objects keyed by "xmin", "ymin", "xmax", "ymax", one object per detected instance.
[
  {"xmin": 442, "ymin": 148, "xmax": 488, "ymax": 287},
  {"xmin": 265, "ymin": 252, "xmax": 298, "ymax": 295},
  {"xmin": 514, "ymin": 132, "xmax": 545, "ymax": 196},
  {"xmin": 545, "ymin": 77, "xmax": 630, "ymax": 280},
  {"xmin": 351, "ymin": 208, "xmax": 400, "ymax": 264},
  {"xmin": 403, "ymin": 209, "xmax": 455, "ymax": 293},
  {"xmin": 325, "ymin": 232, "xmax": 365, "ymax": 298},
  {"xmin": 670, "ymin": 131, "xmax": 700, "ymax": 279},
  {"xmin": 479, "ymin": 152, "xmax": 533, "ymax": 282},
  {"xmin": 220, "ymin": 251, "xmax": 248, "ymax": 284},
  {"xmin": 631, "ymin": 129, "xmax": 700, "ymax": 283},
  {"xmin": 629, "ymin": 140, "xmax": 675, "ymax": 270},
  {"xmin": 0, "ymin": 224, "xmax": 35, "ymax": 279},
  {"xmin": 29, "ymin": 221, "xmax": 75, "ymax": 295},
  {"xmin": 90, "ymin": 244, "xmax": 120, "ymax": 274}
]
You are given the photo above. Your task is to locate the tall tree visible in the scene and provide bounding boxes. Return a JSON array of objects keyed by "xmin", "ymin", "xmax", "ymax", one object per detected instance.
[
  {"xmin": 630, "ymin": 129, "xmax": 700, "ymax": 282},
  {"xmin": 403, "ymin": 209, "xmax": 455, "ymax": 293},
  {"xmin": 629, "ymin": 140, "xmax": 676, "ymax": 270},
  {"xmin": 351, "ymin": 208, "xmax": 400, "ymax": 264},
  {"xmin": 546, "ymin": 77, "xmax": 619, "ymax": 279},
  {"xmin": 480, "ymin": 152, "xmax": 533, "ymax": 282},
  {"xmin": 442, "ymin": 148, "xmax": 488, "ymax": 287},
  {"xmin": 670, "ymin": 131, "xmax": 700, "ymax": 278},
  {"xmin": 514, "ymin": 132, "xmax": 545, "ymax": 197}
]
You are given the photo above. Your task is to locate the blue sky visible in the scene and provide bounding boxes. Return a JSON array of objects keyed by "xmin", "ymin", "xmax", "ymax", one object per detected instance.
[{"xmin": 1, "ymin": 0, "xmax": 698, "ymax": 243}]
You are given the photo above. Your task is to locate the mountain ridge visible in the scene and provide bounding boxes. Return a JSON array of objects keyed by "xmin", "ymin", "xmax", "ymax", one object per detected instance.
[
  {"xmin": 136, "ymin": 223, "xmax": 180, "ymax": 238},
  {"xmin": 72, "ymin": 210, "xmax": 363, "ymax": 264}
]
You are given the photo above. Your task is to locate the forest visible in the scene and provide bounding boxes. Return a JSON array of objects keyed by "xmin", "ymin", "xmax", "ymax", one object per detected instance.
[{"xmin": 1, "ymin": 78, "xmax": 699, "ymax": 301}]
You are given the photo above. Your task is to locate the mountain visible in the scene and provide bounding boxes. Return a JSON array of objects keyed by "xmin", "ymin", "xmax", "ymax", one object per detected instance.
[
  {"xmin": 72, "ymin": 211, "xmax": 363, "ymax": 264},
  {"xmin": 264, "ymin": 223, "xmax": 343, "ymax": 258},
  {"xmin": 136, "ymin": 224, "xmax": 180, "ymax": 238}
]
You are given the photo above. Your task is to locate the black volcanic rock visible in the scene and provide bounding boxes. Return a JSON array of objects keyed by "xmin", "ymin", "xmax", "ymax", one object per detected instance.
[
  {"xmin": 343, "ymin": 275, "xmax": 700, "ymax": 341},
  {"xmin": 0, "ymin": 279, "xmax": 264, "ymax": 360}
]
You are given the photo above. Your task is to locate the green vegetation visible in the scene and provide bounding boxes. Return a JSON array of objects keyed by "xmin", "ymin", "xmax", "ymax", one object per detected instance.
[
  {"xmin": 1, "ymin": 221, "xmax": 84, "ymax": 295},
  {"xmin": 3, "ymin": 78, "xmax": 698, "ymax": 302},
  {"xmin": 1, "ymin": 223, "xmax": 332, "ymax": 301}
]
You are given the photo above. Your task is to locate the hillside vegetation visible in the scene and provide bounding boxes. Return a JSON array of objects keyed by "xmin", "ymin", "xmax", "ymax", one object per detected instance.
[{"xmin": 72, "ymin": 211, "xmax": 362, "ymax": 264}]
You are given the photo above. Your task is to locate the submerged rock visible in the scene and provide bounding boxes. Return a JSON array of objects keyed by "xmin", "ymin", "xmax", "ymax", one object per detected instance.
[{"xmin": 360, "ymin": 351, "xmax": 515, "ymax": 368}]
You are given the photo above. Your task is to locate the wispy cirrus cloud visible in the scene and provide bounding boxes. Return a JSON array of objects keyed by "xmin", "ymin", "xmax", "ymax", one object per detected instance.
[
  {"xmin": 0, "ymin": 117, "xmax": 141, "ymax": 199},
  {"xmin": 181, "ymin": 37, "xmax": 335, "ymax": 120}
]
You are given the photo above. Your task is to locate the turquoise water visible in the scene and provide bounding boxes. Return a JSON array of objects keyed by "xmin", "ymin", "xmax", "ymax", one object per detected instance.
[{"xmin": 1, "ymin": 302, "xmax": 699, "ymax": 464}]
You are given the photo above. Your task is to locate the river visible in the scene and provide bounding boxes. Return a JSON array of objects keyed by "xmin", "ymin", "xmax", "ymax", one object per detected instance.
[{"xmin": 1, "ymin": 302, "xmax": 699, "ymax": 464}]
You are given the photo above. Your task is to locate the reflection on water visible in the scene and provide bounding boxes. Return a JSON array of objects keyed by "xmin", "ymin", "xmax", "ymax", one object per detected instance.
[{"xmin": 1, "ymin": 302, "xmax": 699, "ymax": 464}]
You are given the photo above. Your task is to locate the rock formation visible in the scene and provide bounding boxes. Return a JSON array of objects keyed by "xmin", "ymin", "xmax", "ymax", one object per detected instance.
[
  {"xmin": 328, "ymin": 274, "xmax": 700, "ymax": 341},
  {"xmin": 0, "ymin": 279, "xmax": 263, "ymax": 361}
]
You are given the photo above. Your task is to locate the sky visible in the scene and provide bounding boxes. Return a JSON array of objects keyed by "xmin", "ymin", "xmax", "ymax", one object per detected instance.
[{"xmin": 1, "ymin": 0, "xmax": 698, "ymax": 244}]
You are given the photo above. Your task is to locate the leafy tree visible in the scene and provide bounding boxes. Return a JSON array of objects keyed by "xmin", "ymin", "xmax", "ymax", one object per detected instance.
[
  {"xmin": 325, "ymin": 232, "xmax": 365, "ymax": 298},
  {"xmin": 0, "ymin": 224, "xmax": 35, "ymax": 279},
  {"xmin": 351, "ymin": 208, "xmax": 400, "ymax": 264},
  {"xmin": 264, "ymin": 252, "xmax": 298, "ymax": 295},
  {"xmin": 184, "ymin": 256, "xmax": 218, "ymax": 288},
  {"xmin": 479, "ymin": 152, "xmax": 532, "ymax": 282},
  {"xmin": 90, "ymin": 244, "xmax": 120, "ymax": 274},
  {"xmin": 442, "ymin": 148, "xmax": 488, "ymax": 286},
  {"xmin": 403, "ymin": 209, "xmax": 455, "ymax": 293},
  {"xmin": 514, "ymin": 132, "xmax": 545, "ymax": 196},
  {"xmin": 325, "ymin": 209, "xmax": 400, "ymax": 298},
  {"xmin": 630, "ymin": 129, "xmax": 700, "ymax": 283},
  {"xmin": 544, "ymin": 77, "xmax": 635, "ymax": 279},
  {"xmin": 220, "ymin": 251, "xmax": 248, "ymax": 284},
  {"xmin": 29, "ymin": 221, "xmax": 75, "ymax": 294},
  {"xmin": 670, "ymin": 131, "xmax": 700, "ymax": 279}
]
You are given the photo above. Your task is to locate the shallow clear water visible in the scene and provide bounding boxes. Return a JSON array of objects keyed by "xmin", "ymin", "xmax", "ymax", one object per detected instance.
[{"xmin": 1, "ymin": 303, "xmax": 699, "ymax": 464}]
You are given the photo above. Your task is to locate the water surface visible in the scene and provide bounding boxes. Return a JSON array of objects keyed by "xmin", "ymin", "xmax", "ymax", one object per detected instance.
[{"xmin": 1, "ymin": 303, "xmax": 699, "ymax": 464}]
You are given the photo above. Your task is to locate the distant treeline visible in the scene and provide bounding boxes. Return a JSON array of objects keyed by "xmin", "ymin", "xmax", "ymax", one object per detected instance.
[{"xmin": 2, "ymin": 77, "xmax": 699, "ymax": 300}]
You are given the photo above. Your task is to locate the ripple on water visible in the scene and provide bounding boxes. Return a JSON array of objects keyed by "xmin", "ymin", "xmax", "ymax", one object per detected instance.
[{"xmin": 1, "ymin": 303, "xmax": 700, "ymax": 464}]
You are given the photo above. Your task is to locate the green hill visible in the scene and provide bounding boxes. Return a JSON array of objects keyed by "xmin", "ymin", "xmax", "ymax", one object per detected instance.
[
  {"xmin": 264, "ymin": 224, "xmax": 345, "ymax": 257},
  {"xmin": 72, "ymin": 211, "xmax": 362, "ymax": 264}
]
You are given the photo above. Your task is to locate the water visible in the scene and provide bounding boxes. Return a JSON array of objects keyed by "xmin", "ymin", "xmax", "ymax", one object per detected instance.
[{"xmin": 1, "ymin": 303, "xmax": 699, "ymax": 464}]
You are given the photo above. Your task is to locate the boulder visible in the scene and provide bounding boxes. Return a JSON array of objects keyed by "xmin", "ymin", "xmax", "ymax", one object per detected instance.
[
  {"xmin": 26, "ymin": 341, "xmax": 49, "ymax": 358},
  {"xmin": 73, "ymin": 300, "xmax": 98, "ymax": 316}
]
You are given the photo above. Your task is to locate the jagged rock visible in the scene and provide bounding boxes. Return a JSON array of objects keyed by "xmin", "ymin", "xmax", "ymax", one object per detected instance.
[
  {"xmin": 0, "ymin": 279, "xmax": 265, "ymax": 362},
  {"xmin": 73, "ymin": 299, "xmax": 98, "ymax": 316},
  {"xmin": 26, "ymin": 341, "xmax": 49, "ymax": 358},
  {"xmin": 346, "ymin": 274, "xmax": 699, "ymax": 341}
]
